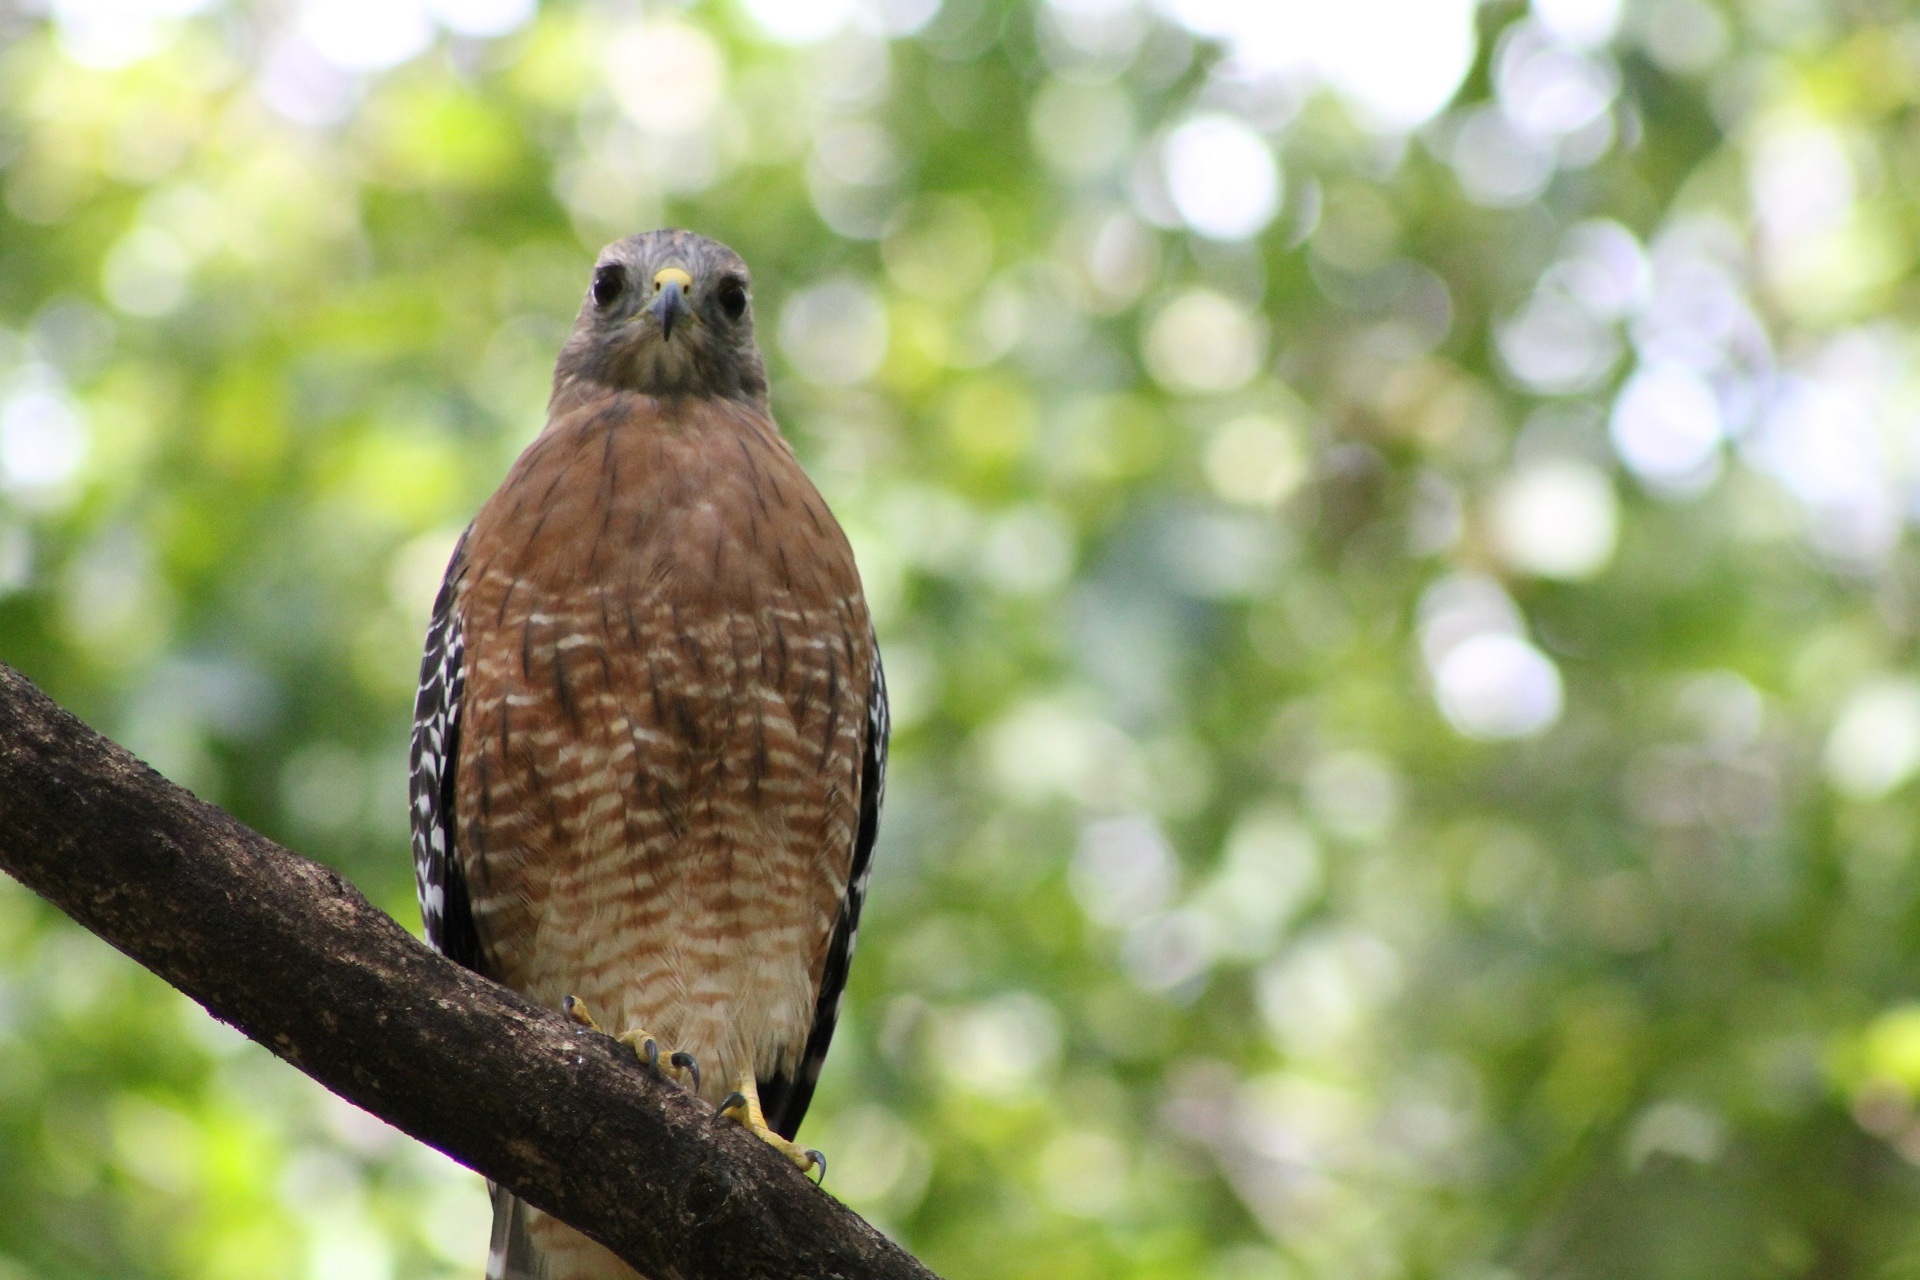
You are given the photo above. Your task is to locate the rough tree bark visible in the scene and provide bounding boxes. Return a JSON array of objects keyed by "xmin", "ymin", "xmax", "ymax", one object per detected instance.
[{"xmin": 0, "ymin": 662, "xmax": 939, "ymax": 1280}]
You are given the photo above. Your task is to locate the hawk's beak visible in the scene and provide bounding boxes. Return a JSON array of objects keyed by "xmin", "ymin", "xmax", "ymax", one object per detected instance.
[{"xmin": 652, "ymin": 267, "xmax": 693, "ymax": 341}]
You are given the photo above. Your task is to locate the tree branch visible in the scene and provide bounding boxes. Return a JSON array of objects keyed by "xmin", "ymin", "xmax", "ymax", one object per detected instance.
[{"xmin": 0, "ymin": 662, "xmax": 938, "ymax": 1280}]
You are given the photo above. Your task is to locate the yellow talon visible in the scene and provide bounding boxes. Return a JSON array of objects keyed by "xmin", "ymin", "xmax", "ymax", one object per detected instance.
[
  {"xmin": 562, "ymin": 997, "xmax": 698, "ymax": 1091},
  {"xmin": 562, "ymin": 994, "xmax": 602, "ymax": 1031},
  {"xmin": 718, "ymin": 1071, "xmax": 822, "ymax": 1176}
]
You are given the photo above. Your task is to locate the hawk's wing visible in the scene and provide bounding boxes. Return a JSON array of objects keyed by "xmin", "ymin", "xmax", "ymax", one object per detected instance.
[
  {"xmin": 762, "ymin": 647, "xmax": 889, "ymax": 1141},
  {"xmin": 409, "ymin": 531, "xmax": 484, "ymax": 973}
]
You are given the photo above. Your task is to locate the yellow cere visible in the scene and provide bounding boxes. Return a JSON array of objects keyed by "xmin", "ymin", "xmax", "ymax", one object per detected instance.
[{"xmin": 653, "ymin": 267, "xmax": 693, "ymax": 290}]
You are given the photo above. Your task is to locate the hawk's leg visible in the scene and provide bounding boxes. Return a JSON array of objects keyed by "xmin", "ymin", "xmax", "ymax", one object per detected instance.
[
  {"xmin": 717, "ymin": 1071, "xmax": 825, "ymax": 1180},
  {"xmin": 562, "ymin": 996, "xmax": 700, "ymax": 1093}
]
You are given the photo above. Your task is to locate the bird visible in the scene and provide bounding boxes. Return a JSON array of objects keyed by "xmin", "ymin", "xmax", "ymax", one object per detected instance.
[{"xmin": 407, "ymin": 229, "xmax": 888, "ymax": 1280}]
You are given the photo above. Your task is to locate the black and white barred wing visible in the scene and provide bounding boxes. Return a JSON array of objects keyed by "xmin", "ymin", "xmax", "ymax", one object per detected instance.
[
  {"xmin": 408, "ymin": 531, "xmax": 484, "ymax": 972},
  {"xmin": 762, "ymin": 644, "xmax": 889, "ymax": 1141}
]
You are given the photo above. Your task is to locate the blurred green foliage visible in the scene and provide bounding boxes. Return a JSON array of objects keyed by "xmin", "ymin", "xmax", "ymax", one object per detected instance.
[{"xmin": 7, "ymin": 0, "xmax": 1920, "ymax": 1276}]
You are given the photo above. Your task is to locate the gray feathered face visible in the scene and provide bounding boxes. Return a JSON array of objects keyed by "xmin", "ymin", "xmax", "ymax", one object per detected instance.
[{"xmin": 556, "ymin": 229, "xmax": 768, "ymax": 406}]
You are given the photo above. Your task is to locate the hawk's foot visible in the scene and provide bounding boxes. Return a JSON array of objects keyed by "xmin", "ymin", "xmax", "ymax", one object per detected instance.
[
  {"xmin": 717, "ymin": 1071, "xmax": 825, "ymax": 1182},
  {"xmin": 561, "ymin": 996, "xmax": 699, "ymax": 1092}
]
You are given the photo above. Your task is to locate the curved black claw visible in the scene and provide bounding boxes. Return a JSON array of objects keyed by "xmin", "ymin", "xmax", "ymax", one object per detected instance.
[
  {"xmin": 636, "ymin": 1036, "xmax": 661, "ymax": 1073},
  {"xmin": 670, "ymin": 1050, "xmax": 701, "ymax": 1094},
  {"xmin": 805, "ymin": 1149, "xmax": 827, "ymax": 1185},
  {"xmin": 562, "ymin": 994, "xmax": 596, "ymax": 1029},
  {"xmin": 716, "ymin": 1090, "xmax": 747, "ymax": 1123}
]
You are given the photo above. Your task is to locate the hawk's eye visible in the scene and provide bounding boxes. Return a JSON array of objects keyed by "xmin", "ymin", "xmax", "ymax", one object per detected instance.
[
  {"xmin": 591, "ymin": 264, "xmax": 625, "ymax": 308},
  {"xmin": 717, "ymin": 279, "xmax": 748, "ymax": 322}
]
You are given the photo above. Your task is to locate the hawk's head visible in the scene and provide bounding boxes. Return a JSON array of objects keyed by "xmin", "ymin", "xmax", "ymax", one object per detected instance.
[{"xmin": 555, "ymin": 229, "xmax": 768, "ymax": 407}]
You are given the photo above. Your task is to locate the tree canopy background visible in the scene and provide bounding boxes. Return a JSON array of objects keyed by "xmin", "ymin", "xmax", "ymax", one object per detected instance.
[{"xmin": 4, "ymin": 0, "xmax": 1920, "ymax": 1275}]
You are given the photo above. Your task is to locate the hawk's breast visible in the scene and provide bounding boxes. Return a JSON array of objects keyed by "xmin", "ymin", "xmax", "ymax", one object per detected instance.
[{"xmin": 451, "ymin": 391, "xmax": 872, "ymax": 1096}]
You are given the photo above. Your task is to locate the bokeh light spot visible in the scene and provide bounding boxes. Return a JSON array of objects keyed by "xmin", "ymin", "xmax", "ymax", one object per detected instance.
[
  {"xmin": 0, "ymin": 385, "xmax": 88, "ymax": 496},
  {"xmin": 1143, "ymin": 290, "xmax": 1265, "ymax": 395},
  {"xmin": 102, "ymin": 227, "xmax": 191, "ymax": 318},
  {"xmin": 299, "ymin": 0, "xmax": 434, "ymax": 71},
  {"xmin": 1826, "ymin": 679, "xmax": 1920, "ymax": 801},
  {"xmin": 1532, "ymin": 0, "xmax": 1622, "ymax": 47},
  {"xmin": 1204, "ymin": 414, "xmax": 1306, "ymax": 509},
  {"xmin": 780, "ymin": 279, "xmax": 889, "ymax": 386},
  {"xmin": 607, "ymin": 22, "xmax": 726, "ymax": 137},
  {"xmin": 1031, "ymin": 80, "xmax": 1136, "ymax": 180},
  {"xmin": 1072, "ymin": 815, "xmax": 1176, "ymax": 928},
  {"xmin": 882, "ymin": 196, "xmax": 995, "ymax": 300},
  {"xmin": 934, "ymin": 994, "xmax": 1063, "ymax": 1099},
  {"xmin": 1491, "ymin": 459, "xmax": 1618, "ymax": 580},
  {"xmin": 739, "ymin": 0, "xmax": 856, "ymax": 44},
  {"xmin": 1038, "ymin": 1131, "xmax": 1129, "ymax": 1217},
  {"xmin": 1170, "ymin": 0, "xmax": 1478, "ymax": 132},
  {"xmin": 427, "ymin": 0, "xmax": 534, "ymax": 38},
  {"xmin": 1434, "ymin": 632, "xmax": 1565, "ymax": 740},
  {"xmin": 1163, "ymin": 115, "xmax": 1279, "ymax": 242},
  {"xmin": 1609, "ymin": 364, "xmax": 1723, "ymax": 493}
]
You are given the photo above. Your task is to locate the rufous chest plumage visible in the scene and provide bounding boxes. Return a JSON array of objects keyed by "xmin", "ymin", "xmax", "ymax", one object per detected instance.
[{"xmin": 449, "ymin": 392, "xmax": 871, "ymax": 1043}]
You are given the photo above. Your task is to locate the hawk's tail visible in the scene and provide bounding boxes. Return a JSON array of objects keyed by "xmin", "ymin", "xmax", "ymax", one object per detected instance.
[
  {"xmin": 487, "ymin": 1183, "xmax": 546, "ymax": 1280},
  {"xmin": 486, "ymin": 1184, "xmax": 644, "ymax": 1280}
]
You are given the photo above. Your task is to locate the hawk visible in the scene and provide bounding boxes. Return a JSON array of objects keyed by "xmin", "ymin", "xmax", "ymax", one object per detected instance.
[{"xmin": 408, "ymin": 230, "xmax": 888, "ymax": 1280}]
